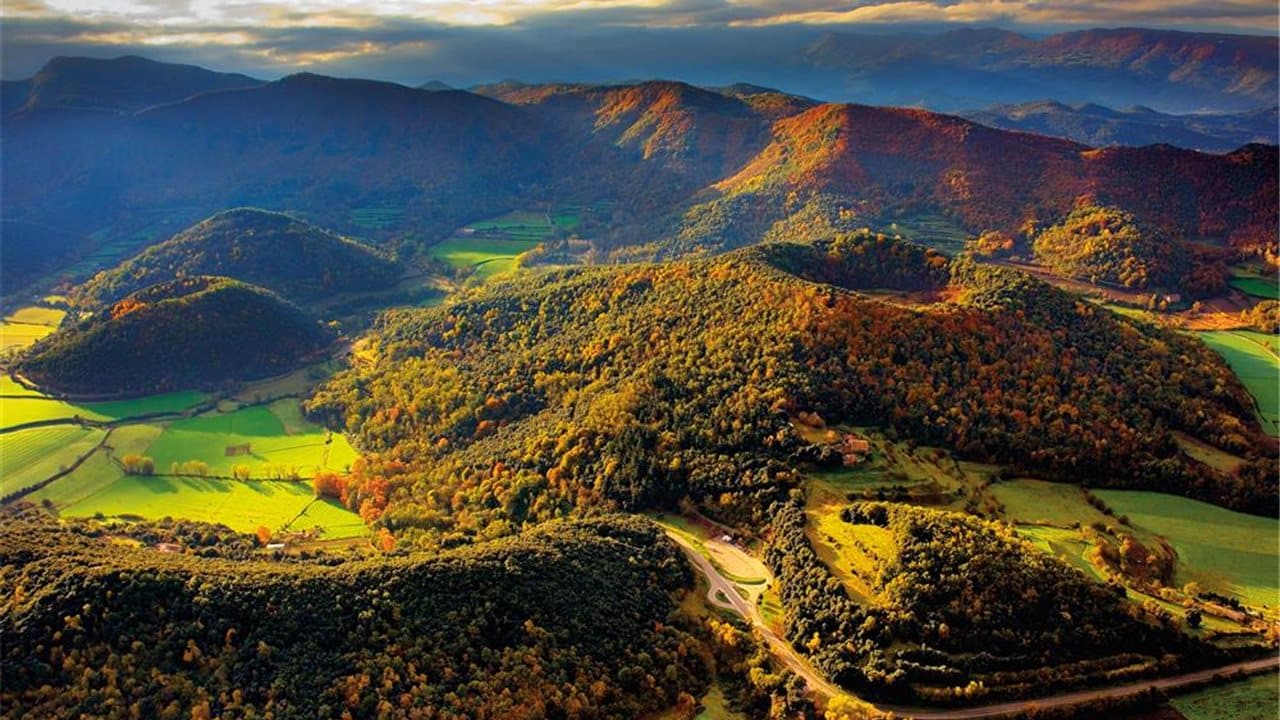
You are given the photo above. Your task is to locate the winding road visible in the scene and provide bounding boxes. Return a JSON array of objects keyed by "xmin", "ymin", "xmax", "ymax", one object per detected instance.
[{"xmin": 664, "ymin": 529, "xmax": 1280, "ymax": 720}]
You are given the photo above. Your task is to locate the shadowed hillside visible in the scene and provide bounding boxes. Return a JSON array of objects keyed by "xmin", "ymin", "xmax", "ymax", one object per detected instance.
[
  {"xmin": 18, "ymin": 276, "xmax": 331, "ymax": 394},
  {"xmin": 76, "ymin": 208, "xmax": 400, "ymax": 307}
]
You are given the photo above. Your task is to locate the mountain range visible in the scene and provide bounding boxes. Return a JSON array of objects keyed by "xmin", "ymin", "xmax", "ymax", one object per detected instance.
[
  {"xmin": 2, "ymin": 53, "xmax": 1276, "ymax": 299},
  {"xmin": 804, "ymin": 27, "xmax": 1277, "ymax": 112},
  {"xmin": 963, "ymin": 101, "xmax": 1278, "ymax": 153}
]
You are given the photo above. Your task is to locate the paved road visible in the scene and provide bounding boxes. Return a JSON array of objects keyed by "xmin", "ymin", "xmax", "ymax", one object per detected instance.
[
  {"xmin": 665, "ymin": 531, "xmax": 843, "ymax": 698},
  {"xmin": 664, "ymin": 529, "xmax": 1280, "ymax": 720}
]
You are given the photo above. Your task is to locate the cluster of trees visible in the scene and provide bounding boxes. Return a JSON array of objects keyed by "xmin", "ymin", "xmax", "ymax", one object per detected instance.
[
  {"xmin": 1031, "ymin": 205, "xmax": 1191, "ymax": 291},
  {"xmin": 120, "ymin": 454, "xmax": 155, "ymax": 475},
  {"xmin": 1237, "ymin": 300, "xmax": 1280, "ymax": 333},
  {"xmin": 18, "ymin": 276, "xmax": 331, "ymax": 395},
  {"xmin": 764, "ymin": 499, "xmax": 1228, "ymax": 704},
  {"xmin": 305, "ymin": 235, "xmax": 1273, "ymax": 553},
  {"xmin": 8, "ymin": 504, "xmax": 261, "ymax": 560},
  {"xmin": 1, "ymin": 512, "xmax": 711, "ymax": 719}
]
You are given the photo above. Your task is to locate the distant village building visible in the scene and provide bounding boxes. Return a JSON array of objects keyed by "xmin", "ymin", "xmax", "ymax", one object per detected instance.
[
  {"xmin": 838, "ymin": 434, "xmax": 871, "ymax": 466},
  {"xmin": 155, "ymin": 542, "xmax": 183, "ymax": 554}
]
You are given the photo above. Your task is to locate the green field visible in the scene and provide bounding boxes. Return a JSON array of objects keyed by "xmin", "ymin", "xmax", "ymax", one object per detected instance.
[
  {"xmin": 11, "ymin": 390, "xmax": 366, "ymax": 537},
  {"xmin": 1171, "ymin": 673, "xmax": 1280, "ymax": 720},
  {"xmin": 877, "ymin": 212, "xmax": 971, "ymax": 255},
  {"xmin": 990, "ymin": 478, "xmax": 1113, "ymax": 528},
  {"xmin": 59, "ymin": 474, "xmax": 363, "ymax": 536},
  {"xmin": 0, "ymin": 389, "xmax": 208, "ymax": 431},
  {"xmin": 0, "ymin": 305, "xmax": 65, "ymax": 351},
  {"xmin": 349, "ymin": 206, "xmax": 403, "ymax": 229},
  {"xmin": 1228, "ymin": 264, "xmax": 1279, "ymax": 300},
  {"xmin": 429, "ymin": 206, "xmax": 592, "ymax": 280},
  {"xmin": 428, "ymin": 237, "xmax": 541, "ymax": 279},
  {"xmin": 0, "ymin": 376, "xmax": 44, "ymax": 397},
  {"xmin": 27, "ymin": 424, "xmax": 164, "ymax": 507},
  {"xmin": 1017, "ymin": 525, "xmax": 1108, "ymax": 582},
  {"xmin": 1199, "ymin": 330, "xmax": 1280, "ymax": 436},
  {"xmin": 1, "ymin": 425, "xmax": 104, "ymax": 494},
  {"xmin": 145, "ymin": 400, "xmax": 358, "ymax": 478},
  {"xmin": 1094, "ymin": 490, "xmax": 1279, "ymax": 611}
]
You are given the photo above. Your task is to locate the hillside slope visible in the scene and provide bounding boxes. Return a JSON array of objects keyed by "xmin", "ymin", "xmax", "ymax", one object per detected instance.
[
  {"xmin": 3, "ymin": 58, "xmax": 1276, "ymax": 297},
  {"xmin": 18, "ymin": 276, "xmax": 331, "ymax": 394},
  {"xmin": 76, "ymin": 208, "xmax": 400, "ymax": 306},
  {"xmin": 805, "ymin": 27, "xmax": 1277, "ymax": 112},
  {"xmin": 1, "ymin": 55, "xmax": 261, "ymax": 116},
  {"xmin": 307, "ymin": 235, "xmax": 1274, "ymax": 551},
  {"xmin": 672, "ymin": 103, "xmax": 1277, "ymax": 258},
  {"xmin": 1, "ymin": 68, "xmax": 551, "ymax": 292},
  {"xmin": 0, "ymin": 512, "xmax": 707, "ymax": 719},
  {"xmin": 963, "ymin": 101, "xmax": 1279, "ymax": 153}
]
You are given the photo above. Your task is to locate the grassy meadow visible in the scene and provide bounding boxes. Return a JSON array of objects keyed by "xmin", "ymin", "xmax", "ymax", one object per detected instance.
[
  {"xmin": 1171, "ymin": 673, "xmax": 1280, "ymax": 720},
  {"xmin": 430, "ymin": 207, "xmax": 586, "ymax": 280},
  {"xmin": 57, "ymin": 474, "xmax": 363, "ymax": 536},
  {"xmin": 0, "ymin": 305, "xmax": 65, "ymax": 352},
  {"xmin": 1, "ymin": 425, "xmax": 105, "ymax": 496},
  {"xmin": 1198, "ymin": 330, "xmax": 1279, "ymax": 436},
  {"xmin": 428, "ymin": 237, "xmax": 541, "ymax": 279},
  {"xmin": 349, "ymin": 206, "xmax": 403, "ymax": 229},
  {"xmin": 0, "ymin": 388, "xmax": 208, "ymax": 431},
  {"xmin": 990, "ymin": 478, "xmax": 1114, "ymax": 528},
  {"xmin": 1094, "ymin": 490, "xmax": 1279, "ymax": 611},
  {"xmin": 877, "ymin": 212, "xmax": 971, "ymax": 255},
  {"xmin": 1228, "ymin": 264, "xmax": 1279, "ymax": 300},
  {"xmin": 145, "ymin": 400, "xmax": 358, "ymax": 477},
  {"xmin": 5, "ymin": 384, "xmax": 364, "ymax": 537}
]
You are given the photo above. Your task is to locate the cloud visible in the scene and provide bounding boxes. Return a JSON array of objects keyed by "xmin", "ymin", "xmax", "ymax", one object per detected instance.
[
  {"xmin": 729, "ymin": 0, "xmax": 1278, "ymax": 30},
  {"xmin": 1, "ymin": 0, "xmax": 1274, "ymax": 84}
]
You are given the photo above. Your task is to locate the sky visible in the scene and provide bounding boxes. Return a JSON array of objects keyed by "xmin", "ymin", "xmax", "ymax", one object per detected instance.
[{"xmin": 3, "ymin": 0, "xmax": 1278, "ymax": 84}]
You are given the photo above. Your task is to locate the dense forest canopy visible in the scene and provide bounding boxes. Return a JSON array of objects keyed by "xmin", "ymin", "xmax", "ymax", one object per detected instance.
[
  {"xmin": 75, "ymin": 208, "xmax": 401, "ymax": 307},
  {"xmin": 0, "ymin": 511, "xmax": 709, "ymax": 719},
  {"xmin": 18, "ymin": 276, "xmax": 331, "ymax": 395},
  {"xmin": 765, "ymin": 500, "xmax": 1227, "ymax": 703},
  {"xmin": 305, "ymin": 234, "xmax": 1274, "ymax": 552},
  {"xmin": 1032, "ymin": 205, "xmax": 1191, "ymax": 291}
]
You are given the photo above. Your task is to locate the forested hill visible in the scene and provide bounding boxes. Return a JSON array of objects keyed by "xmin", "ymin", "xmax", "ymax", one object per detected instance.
[
  {"xmin": 306, "ymin": 234, "xmax": 1275, "ymax": 549},
  {"xmin": 76, "ymin": 208, "xmax": 400, "ymax": 307},
  {"xmin": 0, "ymin": 512, "xmax": 708, "ymax": 718},
  {"xmin": 4, "ymin": 56, "xmax": 1276, "ymax": 297},
  {"xmin": 676, "ymin": 103, "xmax": 1277, "ymax": 257},
  {"xmin": 18, "ymin": 276, "xmax": 331, "ymax": 395}
]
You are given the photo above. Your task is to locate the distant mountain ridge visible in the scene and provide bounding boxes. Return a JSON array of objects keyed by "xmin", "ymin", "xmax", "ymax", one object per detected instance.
[
  {"xmin": 964, "ymin": 101, "xmax": 1279, "ymax": 152},
  {"xmin": 805, "ymin": 27, "xmax": 1277, "ymax": 112},
  {"xmin": 1, "ymin": 55, "xmax": 261, "ymax": 115},
  {"xmin": 2, "ymin": 55, "xmax": 1276, "ymax": 298}
]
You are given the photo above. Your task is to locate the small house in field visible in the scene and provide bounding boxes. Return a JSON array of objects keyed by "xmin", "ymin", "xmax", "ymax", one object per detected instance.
[
  {"xmin": 266, "ymin": 542, "xmax": 287, "ymax": 553},
  {"xmin": 225, "ymin": 443, "xmax": 251, "ymax": 457},
  {"xmin": 155, "ymin": 542, "xmax": 183, "ymax": 554},
  {"xmin": 839, "ymin": 434, "xmax": 872, "ymax": 466}
]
